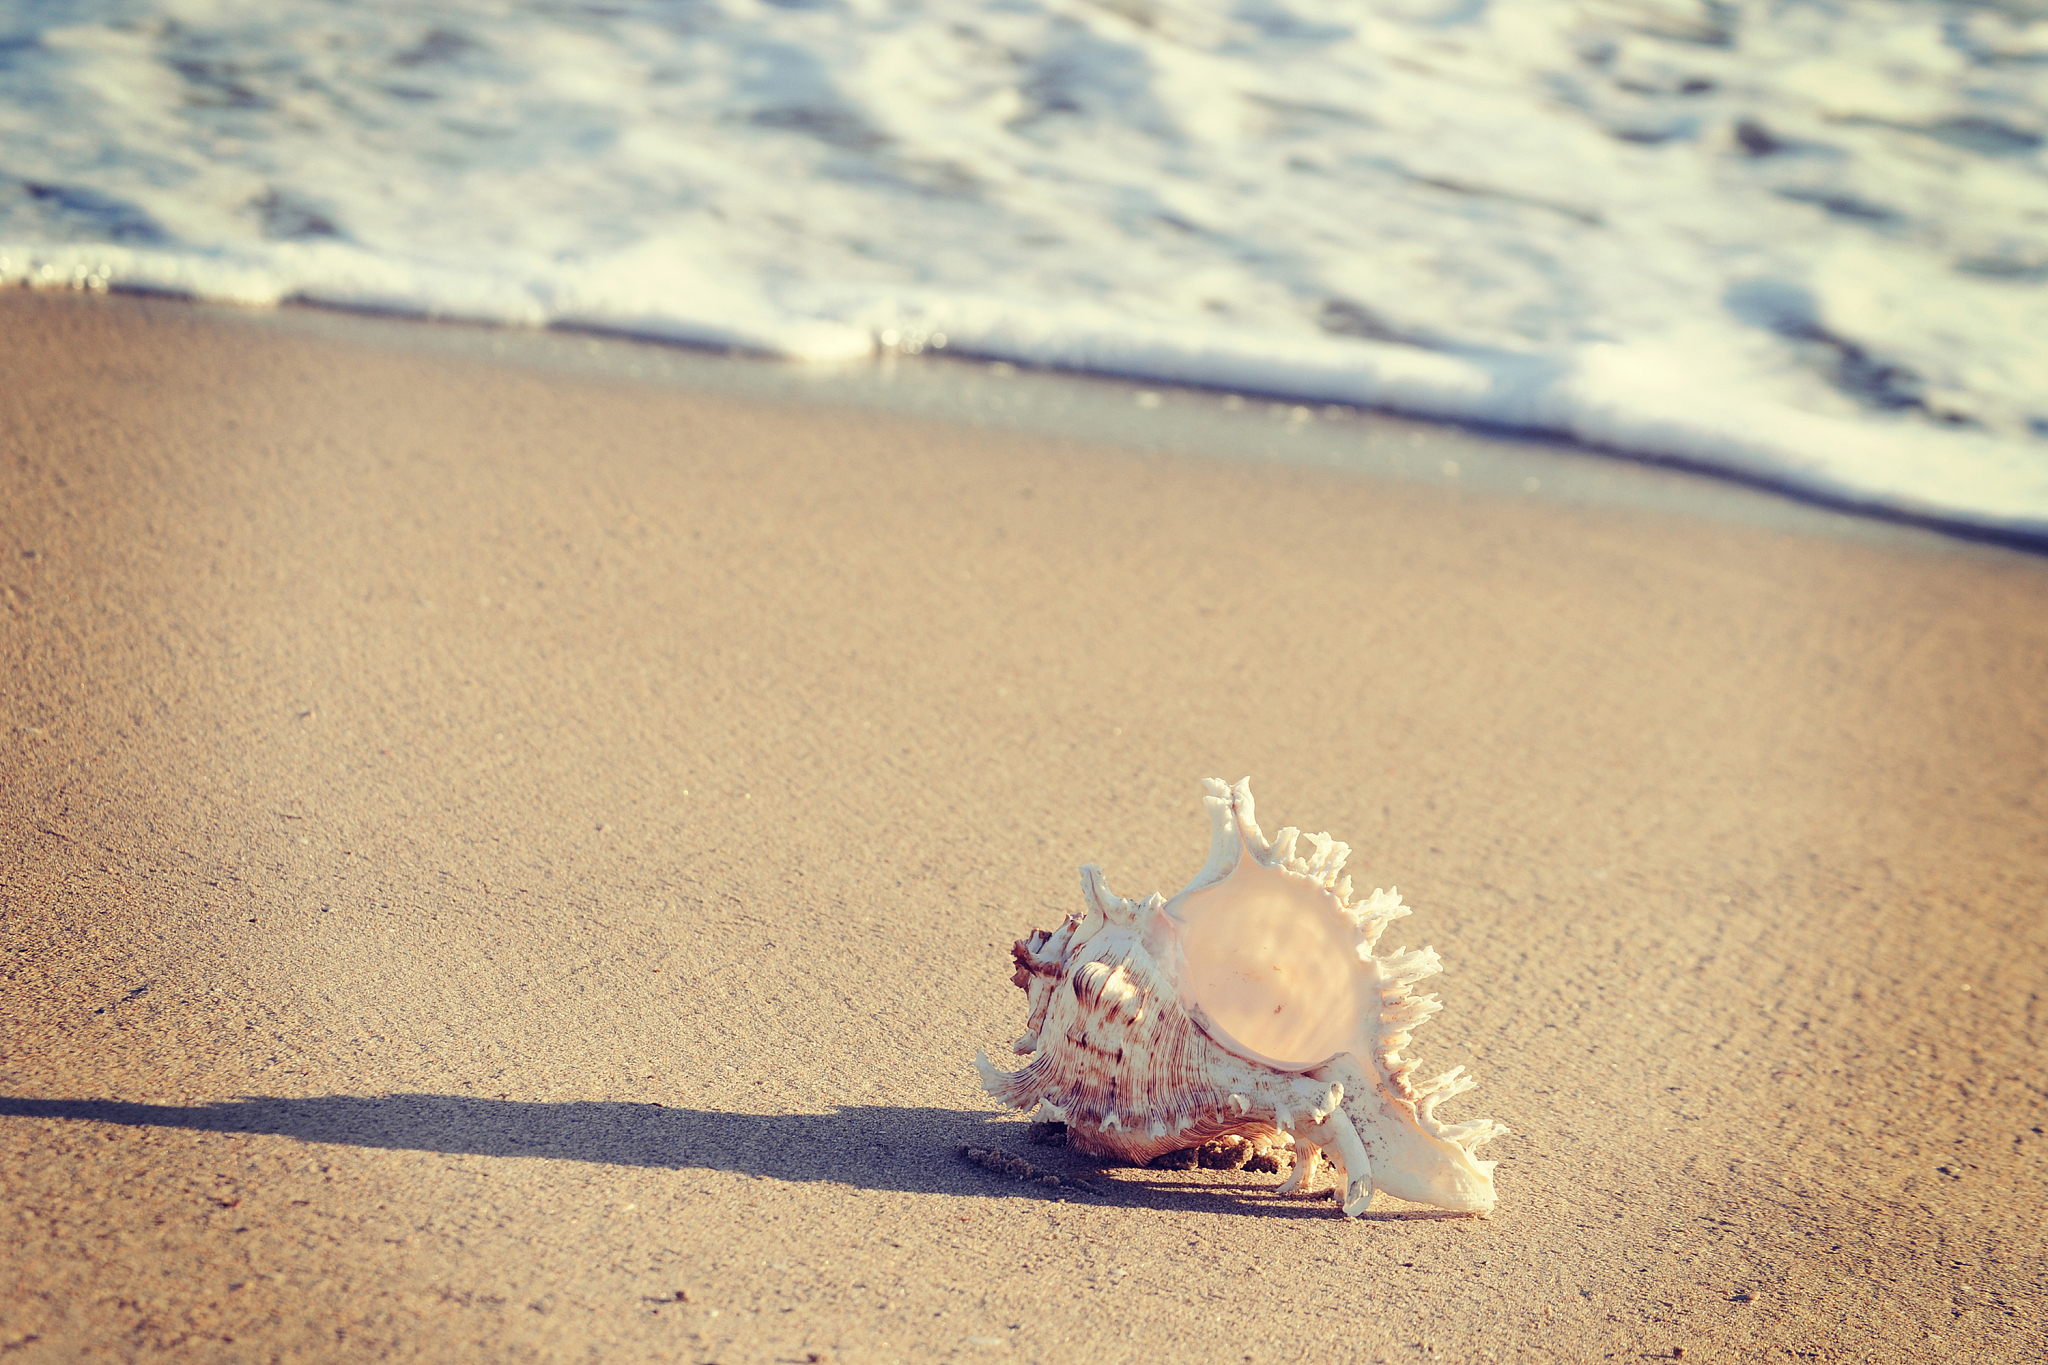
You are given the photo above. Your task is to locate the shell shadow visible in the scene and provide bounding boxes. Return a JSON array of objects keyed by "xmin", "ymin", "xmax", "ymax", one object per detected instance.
[{"xmin": 0, "ymin": 1093, "xmax": 1462, "ymax": 1223}]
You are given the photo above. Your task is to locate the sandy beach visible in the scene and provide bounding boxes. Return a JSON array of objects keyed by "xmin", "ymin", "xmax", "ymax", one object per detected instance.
[{"xmin": 3, "ymin": 289, "xmax": 2043, "ymax": 1363}]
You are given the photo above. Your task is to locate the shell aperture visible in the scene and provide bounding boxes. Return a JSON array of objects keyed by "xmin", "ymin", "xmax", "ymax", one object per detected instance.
[
  {"xmin": 1173, "ymin": 848, "xmax": 1366, "ymax": 1071},
  {"xmin": 974, "ymin": 777, "xmax": 1508, "ymax": 1218}
]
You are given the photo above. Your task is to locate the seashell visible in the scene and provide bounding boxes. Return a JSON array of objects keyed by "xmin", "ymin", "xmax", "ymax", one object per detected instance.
[{"xmin": 975, "ymin": 777, "xmax": 1507, "ymax": 1217}]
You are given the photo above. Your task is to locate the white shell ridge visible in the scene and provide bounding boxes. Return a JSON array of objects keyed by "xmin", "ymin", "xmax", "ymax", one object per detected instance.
[{"xmin": 975, "ymin": 777, "xmax": 1508, "ymax": 1217}]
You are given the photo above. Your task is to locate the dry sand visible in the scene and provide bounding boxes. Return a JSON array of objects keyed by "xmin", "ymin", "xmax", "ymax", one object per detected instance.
[{"xmin": 2, "ymin": 289, "xmax": 2044, "ymax": 1364}]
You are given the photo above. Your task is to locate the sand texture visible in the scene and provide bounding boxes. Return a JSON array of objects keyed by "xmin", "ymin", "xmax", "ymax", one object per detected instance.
[{"xmin": 3, "ymin": 291, "xmax": 2044, "ymax": 1364}]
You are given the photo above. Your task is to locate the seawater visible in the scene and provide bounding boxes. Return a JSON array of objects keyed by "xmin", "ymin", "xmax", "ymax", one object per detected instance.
[{"xmin": 2, "ymin": 0, "xmax": 2045, "ymax": 535}]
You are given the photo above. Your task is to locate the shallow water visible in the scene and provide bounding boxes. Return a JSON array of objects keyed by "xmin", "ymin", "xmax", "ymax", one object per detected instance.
[
  {"xmin": 205, "ymin": 294, "xmax": 2002, "ymax": 559},
  {"xmin": 3, "ymin": 0, "xmax": 2045, "ymax": 534}
]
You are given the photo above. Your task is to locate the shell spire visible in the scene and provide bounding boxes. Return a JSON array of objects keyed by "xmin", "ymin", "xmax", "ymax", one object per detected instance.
[{"xmin": 975, "ymin": 777, "xmax": 1507, "ymax": 1217}]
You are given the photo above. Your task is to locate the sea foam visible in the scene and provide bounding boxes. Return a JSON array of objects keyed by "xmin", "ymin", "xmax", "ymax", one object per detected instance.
[{"xmin": 3, "ymin": 0, "xmax": 2044, "ymax": 535}]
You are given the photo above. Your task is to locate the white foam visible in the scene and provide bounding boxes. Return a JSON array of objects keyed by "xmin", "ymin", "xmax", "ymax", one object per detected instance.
[{"xmin": 3, "ymin": 0, "xmax": 2043, "ymax": 535}]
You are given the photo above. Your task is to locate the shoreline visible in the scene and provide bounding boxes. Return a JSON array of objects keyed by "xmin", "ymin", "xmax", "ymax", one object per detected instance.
[
  {"xmin": 12, "ymin": 282, "xmax": 2046, "ymax": 557},
  {"xmin": 3, "ymin": 286, "xmax": 2043, "ymax": 1363}
]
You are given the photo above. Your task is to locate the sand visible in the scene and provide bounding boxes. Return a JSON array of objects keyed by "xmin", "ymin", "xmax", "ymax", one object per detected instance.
[{"xmin": 2, "ymin": 289, "xmax": 2043, "ymax": 1364}]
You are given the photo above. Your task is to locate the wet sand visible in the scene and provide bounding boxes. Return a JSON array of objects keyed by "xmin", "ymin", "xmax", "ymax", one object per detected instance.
[{"xmin": 3, "ymin": 289, "xmax": 2043, "ymax": 1364}]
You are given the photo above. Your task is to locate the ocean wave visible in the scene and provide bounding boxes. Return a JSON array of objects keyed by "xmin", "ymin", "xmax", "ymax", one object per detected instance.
[{"xmin": 3, "ymin": 0, "xmax": 2044, "ymax": 535}]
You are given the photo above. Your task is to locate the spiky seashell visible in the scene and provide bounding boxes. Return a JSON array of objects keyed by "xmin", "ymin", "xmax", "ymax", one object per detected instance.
[{"xmin": 975, "ymin": 778, "xmax": 1507, "ymax": 1217}]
